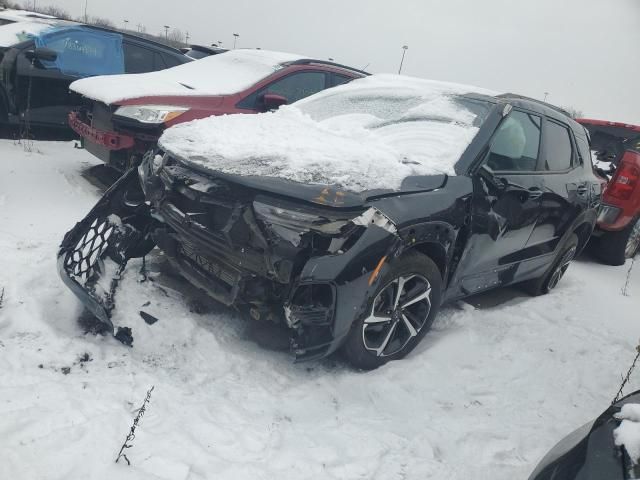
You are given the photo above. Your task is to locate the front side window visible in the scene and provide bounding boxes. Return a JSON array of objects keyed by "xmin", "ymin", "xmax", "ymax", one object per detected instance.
[
  {"xmin": 264, "ymin": 71, "xmax": 327, "ymax": 103},
  {"xmin": 332, "ymin": 73, "xmax": 354, "ymax": 87},
  {"xmin": 544, "ymin": 121, "xmax": 574, "ymax": 171},
  {"xmin": 34, "ymin": 27, "xmax": 124, "ymax": 77},
  {"xmin": 238, "ymin": 71, "xmax": 327, "ymax": 110},
  {"xmin": 486, "ymin": 110, "xmax": 541, "ymax": 172}
]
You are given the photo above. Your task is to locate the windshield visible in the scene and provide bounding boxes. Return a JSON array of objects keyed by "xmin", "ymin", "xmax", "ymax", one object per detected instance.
[{"xmin": 298, "ymin": 86, "xmax": 491, "ymax": 128}]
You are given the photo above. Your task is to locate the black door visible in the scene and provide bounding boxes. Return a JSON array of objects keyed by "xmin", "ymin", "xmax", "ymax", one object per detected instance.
[
  {"xmin": 455, "ymin": 109, "xmax": 546, "ymax": 294},
  {"xmin": 14, "ymin": 28, "xmax": 125, "ymax": 128},
  {"xmin": 525, "ymin": 118, "xmax": 590, "ymax": 255}
]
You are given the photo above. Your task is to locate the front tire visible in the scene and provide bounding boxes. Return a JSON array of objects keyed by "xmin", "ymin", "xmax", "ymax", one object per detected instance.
[
  {"xmin": 342, "ymin": 251, "xmax": 442, "ymax": 370},
  {"xmin": 596, "ymin": 217, "xmax": 640, "ymax": 266}
]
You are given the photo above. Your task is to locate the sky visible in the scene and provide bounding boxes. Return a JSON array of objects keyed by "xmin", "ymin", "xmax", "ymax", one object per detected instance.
[{"xmin": 27, "ymin": 0, "xmax": 640, "ymax": 123}]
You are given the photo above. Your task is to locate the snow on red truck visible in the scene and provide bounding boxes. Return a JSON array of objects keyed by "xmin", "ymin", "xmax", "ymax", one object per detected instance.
[{"xmin": 578, "ymin": 119, "xmax": 640, "ymax": 265}]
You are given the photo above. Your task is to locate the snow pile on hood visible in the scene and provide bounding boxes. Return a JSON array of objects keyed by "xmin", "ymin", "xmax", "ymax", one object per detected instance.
[
  {"xmin": 159, "ymin": 74, "xmax": 496, "ymax": 192},
  {"xmin": 614, "ymin": 403, "xmax": 640, "ymax": 463},
  {"xmin": 70, "ymin": 49, "xmax": 305, "ymax": 104},
  {"xmin": 0, "ymin": 21, "xmax": 54, "ymax": 47}
]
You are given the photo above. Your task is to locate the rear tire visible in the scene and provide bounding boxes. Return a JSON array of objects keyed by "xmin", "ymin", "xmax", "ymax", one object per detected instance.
[
  {"xmin": 342, "ymin": 251, "xmax": 442, "ymax": 370},
  {"xmin": 595, "ymin": 217, "xmax": 640, "ymax": 266},
  {"xmin": 525, "ymin": 234, "xmax": 578, "ymax": 296}
]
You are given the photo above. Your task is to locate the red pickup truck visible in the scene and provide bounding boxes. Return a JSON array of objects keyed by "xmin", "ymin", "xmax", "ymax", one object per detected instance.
[{"xmin": 578, "ymin": 119, "xmax": 640, "ymax": 265}]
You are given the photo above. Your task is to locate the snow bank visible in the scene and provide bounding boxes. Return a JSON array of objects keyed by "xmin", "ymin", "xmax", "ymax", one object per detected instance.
[
  {"xmin": 70, "ymin": 49, "xmax": 305, "ymax": 104},
  {"xmin": 0, "ymin": 21, "xmax": 54, "ymax": 47},
  {"xmin": 159, "ymin": 74, "xmax": 495, "ymax": 192},
  {"xmin": 615, "ymin": 404, "xmax": 640, "ymax": 463}
]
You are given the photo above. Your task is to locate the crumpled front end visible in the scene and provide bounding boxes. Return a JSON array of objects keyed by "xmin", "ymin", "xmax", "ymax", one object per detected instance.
[
  {"xmin": 59, "ymin": 151, "xmax": 404, "ymax": 360},
  {"xmin": 58, "ymin": 168, "xmax": 156, "ymax": 334},
  {"xmin": 138, "ymin": 152, "xmax": 403, "ymax": 361}
]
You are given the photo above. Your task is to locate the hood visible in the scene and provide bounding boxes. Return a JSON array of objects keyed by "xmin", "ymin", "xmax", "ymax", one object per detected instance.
[
  {"xmin": 159, "ymin": 74, "xmax": 492, "ymax": 194},
  {"xmin": 70, "ymin": 49, "xmax": 305, "ymax": 105},
  {"xmin": 166, "ymin": 154, "xmax": 447, "ymax": 209}
]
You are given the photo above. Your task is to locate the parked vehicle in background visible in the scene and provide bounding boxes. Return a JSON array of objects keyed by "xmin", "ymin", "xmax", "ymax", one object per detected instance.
[
  {"xmin": 181, "ymin": 44, "xmax": 226, "ymax": 60},
  {"xmin": 58, "ymin": 75, "xmax": 601, "ymax": 369},
  {"xmin": 529, "ymin": 389, "xmax": 640, "ymax": 480},
  {"xmin": 578, "ymin": 119, "xmax": 640, "ymax": 265},
  {"xmin": 0, "ymin": 21, "xmax": 190, "ymax": 132},
  {"xmin": 0, "ymin": 7, "xmax": 57, "ymax": 26},
  {"xmin": 68, "ymin": 49, "xmax": 367, "ymax": 171}
]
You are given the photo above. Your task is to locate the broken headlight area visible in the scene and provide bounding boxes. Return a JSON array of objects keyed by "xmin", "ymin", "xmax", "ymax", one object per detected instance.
[
  {"xmin": 252, "ymin": 198, "xmax": 366, "ymax": 252},
  {"xmin": 58, "ymin": 169, "xmax": 156, "ymax": 332}
]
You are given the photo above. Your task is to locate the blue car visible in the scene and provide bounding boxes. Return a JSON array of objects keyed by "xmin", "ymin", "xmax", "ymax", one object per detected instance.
[{"xmin": 0, "ymin": 20, "xmax": 190, "ymax": 131}]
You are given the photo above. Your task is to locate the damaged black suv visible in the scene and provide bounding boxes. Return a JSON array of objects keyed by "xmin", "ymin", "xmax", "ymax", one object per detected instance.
[{"xmin": 59, "ymin": 76, "xmax": 601, "ymax": 369}]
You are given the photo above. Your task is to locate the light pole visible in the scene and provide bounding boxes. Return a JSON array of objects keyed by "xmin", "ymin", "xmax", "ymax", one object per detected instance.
[
  {"xmin": 543, "ymin": 92, "xmax": 549, "ymax": 102},
  {"xmin": 233, "ymin": 33, "xmax": 239, "ymax": 49},
  {"xmin": 123, "ymin": 19, "xmax": 129, "ymax": 30},
  {"xmin": 185, "ymin": 32, "xmax": 190, "ymax": 44},
  {"xmin": 398, "ymin": 45, "xmax": 408, "ymax": 74},
  {"xmin": 83, "ymin": 0, "xmax": 88, "ymax": 23},
  {"xmin": 164, "ymin": 25, "xmax": 170, "ymax": 40}
]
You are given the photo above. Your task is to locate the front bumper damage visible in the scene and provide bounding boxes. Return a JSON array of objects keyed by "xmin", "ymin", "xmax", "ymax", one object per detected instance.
[
  {"xmin": 58, "ymin": 168, "xmax": 155, "ymax": 335},
  {"xmin": 59, "ymin": 156, "xmax": 403, "ymax": 360}
]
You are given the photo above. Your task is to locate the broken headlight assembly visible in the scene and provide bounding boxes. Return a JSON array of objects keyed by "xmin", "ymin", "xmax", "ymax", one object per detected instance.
[{"xmin": 252, "ymin": 199, "xmax": 360, "ymax": 247}]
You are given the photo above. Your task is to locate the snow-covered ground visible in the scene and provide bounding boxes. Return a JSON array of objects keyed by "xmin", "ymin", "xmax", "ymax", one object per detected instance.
[{"xmin": 0, "ymin": 139, "xmax": 638, "ymax": 480}]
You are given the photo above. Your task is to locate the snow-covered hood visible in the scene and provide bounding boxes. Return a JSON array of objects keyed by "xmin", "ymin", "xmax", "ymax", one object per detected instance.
[
  {"xmin": 69, "ymin": 49, "xmax": 305, "ymax": 105},
  {"xmin": 159, "ymin": 74, "xmax": 496, "ymax": 193}
]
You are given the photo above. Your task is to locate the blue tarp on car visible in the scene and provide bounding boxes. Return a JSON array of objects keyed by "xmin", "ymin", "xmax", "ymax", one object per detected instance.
[{"xmin": 34, "ymin": 26, "xmax": 124, "ymax": 78}]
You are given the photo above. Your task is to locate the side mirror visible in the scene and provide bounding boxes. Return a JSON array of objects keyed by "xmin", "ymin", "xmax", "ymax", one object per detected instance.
[
  {"xmin": 478, "ymin": 164, "xmax": 507, "ymax": 191},
  {"xmin": 262, "ymin": 93, "xmax": 288, "ymax": 111},
  {"xmin": 25, "ymin": 47, "xmax": 58, "ymax": 63}
]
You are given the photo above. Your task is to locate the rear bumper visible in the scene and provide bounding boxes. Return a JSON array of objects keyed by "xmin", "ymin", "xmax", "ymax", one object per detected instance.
[{"xmin": 68, "ymin": 111, "xmax": 135, "ymax": 151}]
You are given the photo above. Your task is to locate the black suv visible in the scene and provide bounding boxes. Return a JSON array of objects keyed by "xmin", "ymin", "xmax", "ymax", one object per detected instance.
[
  {"xmin": 58, "ymin": 77, "xmax": 601, "ymax": 369},
  {"xmin": 0, "ymin": 21, "xmax": 189, "ymax": 131}
]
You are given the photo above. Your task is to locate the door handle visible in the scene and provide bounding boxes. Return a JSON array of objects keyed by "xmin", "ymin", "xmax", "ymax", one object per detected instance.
[
  {"xmin": 528, "ymin": 187, "xmax": 543, "ymax": 200},
  {"xmin": 577, "ymin": 184, "xmax": 588, "ymax": 195}
]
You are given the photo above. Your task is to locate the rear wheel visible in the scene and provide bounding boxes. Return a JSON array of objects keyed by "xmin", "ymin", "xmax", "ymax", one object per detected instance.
[
  {"xmin": 596, "ymin": 217, "xmax": 640, "ymax": 266},
  {"xmin": 525, "ymin": 234, "xmax": 578, "ymax": 296},
  {"xmin": 342, "ymin": 252, "xmax": 442, "ymax": 370}
]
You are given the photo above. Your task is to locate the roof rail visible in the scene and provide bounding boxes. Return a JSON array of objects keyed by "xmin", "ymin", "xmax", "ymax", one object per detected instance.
[
  {"xmin": 496, "ymin": 93, "xmax": 573, "ymax": 118},
  {"xmin": 285, "ymin": 58, "xmax": 370, "ymax": 76}
]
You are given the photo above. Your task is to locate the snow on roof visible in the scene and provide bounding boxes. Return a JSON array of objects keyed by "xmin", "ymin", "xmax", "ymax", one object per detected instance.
[
  {"xmin": 0, "ymin": 21, "xmax": 55, "ymax": 47},
  {"xmin": 69, "ymin": 49, "xmax": 306, "ymax": 104},
  {"xmin": 0, "ymin": 8, "xmax": 58, "ymax": 22},
  {"xmin": 159, "ymin": 74, "xmax": 496, "ymax": 193}
]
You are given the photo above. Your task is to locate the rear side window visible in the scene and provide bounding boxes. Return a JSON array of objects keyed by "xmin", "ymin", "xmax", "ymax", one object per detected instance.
[
  {"xmin": 486, "ymin": 110, "xmax": 542, "ymax": 172},
  {"xmin": 544, "ymin": 121, "xmax": 574, "ymax": 171},
  {"xmin": 123, "ymin": 43, "xmax": 156, "ymax": 73}
]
